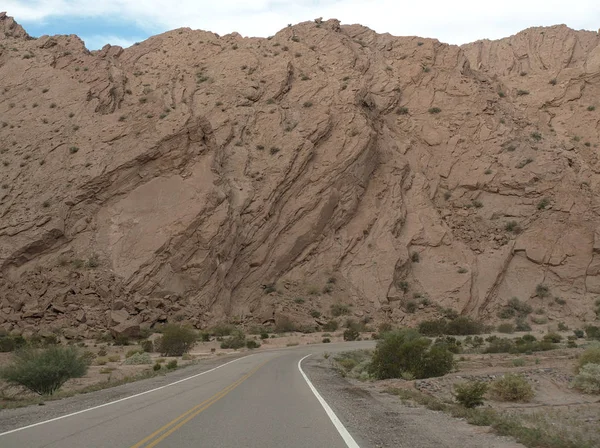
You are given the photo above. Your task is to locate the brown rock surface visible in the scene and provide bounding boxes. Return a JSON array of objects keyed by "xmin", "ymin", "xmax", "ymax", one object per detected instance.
[{"xmin": 1, "ymin": 14, "xmax": 599, "ymax": 335}]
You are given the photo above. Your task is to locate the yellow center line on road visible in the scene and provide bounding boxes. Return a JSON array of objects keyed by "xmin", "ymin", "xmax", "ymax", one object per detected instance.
[{"xmin": 130, "ymin": 360, "xmax": 268, "ymax": 448}]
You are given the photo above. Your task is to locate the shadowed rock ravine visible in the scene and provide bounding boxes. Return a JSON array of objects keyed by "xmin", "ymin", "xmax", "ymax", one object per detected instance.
[{"xmin": 1, "ymin": 13, "xmax": 599, "ymax": 337}]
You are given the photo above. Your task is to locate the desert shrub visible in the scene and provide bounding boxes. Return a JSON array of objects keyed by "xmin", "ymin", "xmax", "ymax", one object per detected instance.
[
  {"xmin": 97, "ymin": 348, "xmax": 107, "ymax": 357},
  {"xmin": 210, "ymin": 324, "xmax": 234, "ymax": 337},
  {"xmin": 535, "ymin": 284, "xmax": 550, "ymax": 297},
  {"xmin": 418, "ymin": 319, "xmax": 447, "ymax": 336},
  {"xmin": 446, "ymin": 316, "xmax": 484, "ymax": 335},
  {"xmin": 310, "ymin": 309, "xmax": 321, "ymax": 318},
  {"xmin": 275, "ymin": 316, "xmax": 297, "ymax": 333},
  {"xmin": 485, "ymin": 338, "xmax": 515, "ymax": 354},
  {"xmin": 574, "ymin": 329, "xmax": 584, "ymax": 339},
  {"xmin": 489, "ymin": 374, "xmax": 534, "ymax": 402},
  {"xmin": 572, "ymin": 363, "xmax": 600, "ymax": 394},
  {"xmin": 542, "ymin": 332, "xmax": 562, "ymax": 343},
  {"xmin": 156, "ymin": 324, "xmax": 196, "ymax": 356},
  {"xmin": 153, "ymin": 362, "xmax": 161, "ymax": 371},
  {"xmin": 96, "ymin": 357, "xmax": 108, "ymax": 366},
  {"xmin": 434, "ymin": 336, "xmax": 462, "ymax": 354},
  {"xmin": 108, "ymin": 355, "xmax": 120, "ymax": 362},
  {"xmin": 140, "ymin": 341, "xmax": 154, "ymax": 353},
  {"xmin": 125, "ymin": 349, "xmax": 144, "ymax": 358},
  {"xmin": 198, "ymin": 332, "xmax": 210, "ymax": 342},
  {"xmin": 322, "ymin": 338, "xmax": 331, "ymax": 343},
  {"xmin": 577, "ymin": 344, "xmax": 600, "ymax": 373},
  {"xmin": 454, "ymin": 381, "xmax": 488, "ymax": 408},
  {"xmin": 368, "ymin": 330, "xmax": 454, "ymax": 379},
  {"xmin": 260, "ymin": 332, "xmax": 269, "ymax": 340},
  {"xmin": 585, "ymin": 325, "xmax": 600, "ymax": 340},
  {"xmin": 0, "ymin": 346, "xmax": 90, "ymax": 395},
  {"xmin": 124, "ymin": 352, "xmax": 152, "ymax": 365},
  {"xmin": 515, "ymin": 318, "xmax": 531, "ymax": 332},
  {"xmin": 166, "ymin": 360, "xmax": 177, "ymax": 369},
  {"xmin": 0, "ymin": 334, "xmax": 26, "ymax": 352},
  {"xmin": 497, "ymin": 323, "xmax": 515, "ymax": 334},
  {"xmin": 245, "ymin": 340, "xmax": 260, "ymax": 349},
  {"xmin": 323, "ymin": 320, "xmax": 339, "ymax": 332},
  {"xmin": 220, "ymin": 330, "xmax": 246, "ymax": 349},
  {"xmin": 512, "ymin": 358, "xmax": 526, "ymax": 367},
  {"xmin": 114, "ymin": 334, "xmax": 130, "ymax": 346},
  {"xmin": 343, "ymin": 328, "xmax": 360, "ymax": 341},
  {"xmin": 331, "ymin": 303, "xmax": 351, "ymax": 317},
  {"xmin": 404, "ymin": 300, "xmax": 417, "ymax": 313},
  {"xmin": 378, "ymin": 323, "xmax": 393, "ymax": 334},
  {"xmin": 522, "ymin": 334, "xmax": 537, "ymax": 342},
  {"xmin": 428, "ymin": 107, "xmax": 441, "ymax": 114},
  {"xmin": 505, "ymin": 297, "xmax": 532, "ymax": 318}
]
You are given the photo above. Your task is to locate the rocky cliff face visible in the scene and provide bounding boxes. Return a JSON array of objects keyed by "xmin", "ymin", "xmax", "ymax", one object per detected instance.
[{"xmin": 1, "ymin": 14, "xmax": 599, "ymax": 338}]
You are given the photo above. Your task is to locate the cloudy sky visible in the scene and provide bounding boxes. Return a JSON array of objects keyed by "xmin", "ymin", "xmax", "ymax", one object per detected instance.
[{"xmin": 4, "ymin": 0, "xmax": 600, "ymax": 50}]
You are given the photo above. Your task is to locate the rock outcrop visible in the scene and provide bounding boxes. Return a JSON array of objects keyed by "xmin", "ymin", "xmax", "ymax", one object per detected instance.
[{"xmin": 0, "ymin": 13, "xmax": 599, "ymax": 337}]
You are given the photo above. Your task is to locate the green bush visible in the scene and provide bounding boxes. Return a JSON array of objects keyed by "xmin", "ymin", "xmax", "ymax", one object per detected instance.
[
  {"xmin": 331, "ymin": 303, "xmax": 351, "ymax": 317},
  {"xmin": 418, "ymin": 319, "xmax": 447, "ymax": 336},
  {"xmin": 323, "ymin": 320, "xmax": 339, "ymax": 332},
  {"xmin": 124, "ymin": 352, "xmax": 152, "ymax": 365},
  {"xmin": 515, "ymin": 318, "xmax": 531, "ymax": 332},
  {"xmin": 446, "ymin": 316, "xmax": 484, "ymax": 335},
  {"xmin": 542, "ymin": 332, "xmax": 562, "ymax": 343},
  {"xmin": 489, "ymin": 374, "xmax": 534, "ymax": 402},
  {"xmin": 260, "ymin": 332, "xmax": 269, "ymax": 340},
  {"xmin": 574, "ymin": 329, "xmax": 585, "ymax": 339},
  {"xmin": 322, "ymin": 338, "xmax": 331, "ymax": 343},
  {"xmin": 497, "ymin": 323, "xmax": 515, "ymax": 334},
  {"xmin": 141, "ymin": 340, "xmax": 154, "ymax": 352},
  {"xmin": 153, "ymin": 362, "xmax": 161, "ymax": 371},
  {"xmin": 577, "ymin": 344, "xmax": 600, "ymax": 373},
  {"xmin": 368, "ymin": 330, "xmax": 454, "ymax": 379},
  {"xmin": 343, "ymin": 328, "xmax": 360, "ymax": 341},
  {"xmin": 156, "ymin": 324, "xmax": 196, "ymax": 356},
  {"xmin": 0, "ymin": 334, "xmax": 26, "ymax": 352},
  {"xmin": 210, "ymin": 324, "xmax": 234, "ymax": 337},
  {"xmin": 220, "ymin": 330, "xmax": 246, "ymax": 349},
  {"xmin": 572, "ymin": 363, "xmax": 600, "ymax": 394},
  {"xmin": 310, "ymin": 309, "xmax": 321, "ymax": 318},
  {"xmin": 0, "ymin": 346, "xmax": 90, "ymax": 395},
  {"xmin": 454, "ymin": 381, "xmax": 488, "ymax": 408},
  {"xmin": 585, "ymin": 325, "xmax": 600, "ymax": 340},
  {"xmin": 166, "ymin": 359, "xmax": 178, "ymax": 369},
  {"xmin": 246, "ymin": 340, "xmax": 260, "ymax": 349}
]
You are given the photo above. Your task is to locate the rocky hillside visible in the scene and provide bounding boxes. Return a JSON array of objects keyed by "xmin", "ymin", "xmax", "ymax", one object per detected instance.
[{"xmin": 1, "ymin": 13, "xmax": 599, "ymax": 338}]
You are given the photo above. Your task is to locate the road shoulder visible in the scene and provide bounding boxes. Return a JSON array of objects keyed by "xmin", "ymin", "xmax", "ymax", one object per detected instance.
[{"xmin": 302, "ymin": 356, "xmax": 524, "ymax": 448}]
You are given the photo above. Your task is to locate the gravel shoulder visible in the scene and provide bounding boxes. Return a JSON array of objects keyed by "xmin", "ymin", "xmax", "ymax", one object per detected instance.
[
  {"xmin": 0, "ymin": 353, "xmax": 247, "ymax": 433},
  {"xmin": 303, "ymin": 356, "xmax": 525, "ymax": 448}
]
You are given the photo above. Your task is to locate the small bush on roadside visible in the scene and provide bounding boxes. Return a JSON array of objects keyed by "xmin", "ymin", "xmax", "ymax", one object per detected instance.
[
  {"xmin": 343, "ymin": 328, "xmax": 360, "ymax": 341},
  {"xmin": 322, "ymin": 338, "xmax": 331, "ymax": 343},
  {"xmin": 210, "ymin": 324, "xmax": 234, "ymax": 337},
  {"xmin": 126, "ymin": 349, "xmax": 143, "ymax": 358},
  {"xmin": 512, "ymin": 358, "xmax": 526, "ymax": 367},
  {"xmin": 246, "ymin": 340, "xmax": 260, "ymax": 349},
  {"xmin": 166, "ymin": 360, "xmax": 177, "ymax": 369},
  {"xmin": 275, "ymin": 316, "xmax": 297, "ymax": 333},
  {"xmin": 577, "ymin": 344, "xmax": 600, "ymax": 373},
  {"xmin": 220, "ymin": 330, "xmax": 246, "ymax": 349},
  {"xmin": 0, "ymin": 346, "xmax": 90, "ymax": 395},
  {"xmin": 572, "ymin": 363, "xmax": 600, "ymax": 394},
  {"xmin": 368, "ymin": 330, "xmax": 454, "ymax": 379},
  {"xmin": 108, "ymin": 355, "xmax": 120, "ymax": 362},
  {"xmin": 156, "ymin": 324, "xmax": 196, "ymax": 356},
  {"xmin": 378, "ymin": 323, "xmax": 393, "ymax": 335},
  {"xmin": 260, "ymin": 332, "xmax": 269, "ymax": 340},
  {"xmin": 153, "ymin": 362, "xmax": 161, "ymax": 371},
  {"xmin": 489, "ymin": 374, "xmax": 534, "ymax": 402},
  {"xmin": 454, "ymin": 381, "xmax": 488, "ymax": 408},
  {"xmin": 124, "ymin": 352, "xmax": 152, "ymax": 365}
]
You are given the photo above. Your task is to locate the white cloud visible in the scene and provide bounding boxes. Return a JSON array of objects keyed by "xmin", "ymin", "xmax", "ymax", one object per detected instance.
[
  {"xmin": 80, "ymin": 34, "xmax": 140, "ymax": 49},
  {"xmin": 5, "ymin": 0, "xmax": 600, "ymax": 44}
]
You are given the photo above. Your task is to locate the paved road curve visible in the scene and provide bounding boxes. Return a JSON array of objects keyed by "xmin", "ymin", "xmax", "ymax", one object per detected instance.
[{"xmin": 0, "ymin": 342, "xmax": 373, "ymax": 448}]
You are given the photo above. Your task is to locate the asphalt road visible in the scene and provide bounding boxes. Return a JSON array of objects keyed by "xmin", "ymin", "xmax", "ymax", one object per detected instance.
[{"xmin": 0, "ymin": 342, "xmax": 374, "ymax": 448}]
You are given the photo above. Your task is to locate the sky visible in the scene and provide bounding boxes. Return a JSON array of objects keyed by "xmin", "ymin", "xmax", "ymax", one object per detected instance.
[{"xmin": 4, "ymin": 0, "xmax": 600, "ymax": 50}]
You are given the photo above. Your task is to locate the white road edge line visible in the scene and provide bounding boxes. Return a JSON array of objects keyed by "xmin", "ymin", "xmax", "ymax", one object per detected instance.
[
  {"xmin": 0, "ymin": 354, "xmax": 253, "ymax": 437},
  {"xmin": 298, "ymin": 354, "xmax": 360, "ymax": 448}
]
